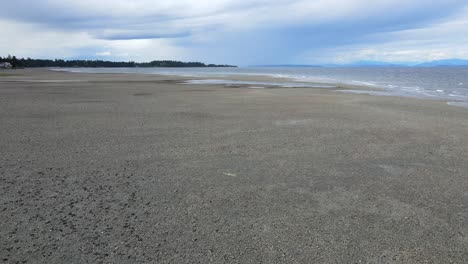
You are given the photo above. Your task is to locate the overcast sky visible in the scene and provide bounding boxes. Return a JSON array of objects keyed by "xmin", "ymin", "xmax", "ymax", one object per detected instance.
[{"xmin": 1, "ymin": 0, "xmax": 468, "ymax": 65}]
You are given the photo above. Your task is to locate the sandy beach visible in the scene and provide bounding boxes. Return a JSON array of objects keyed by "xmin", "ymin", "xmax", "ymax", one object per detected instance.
[{"xmin": 1, "ymin": 69, "xmax": 467, "ymax": 263}]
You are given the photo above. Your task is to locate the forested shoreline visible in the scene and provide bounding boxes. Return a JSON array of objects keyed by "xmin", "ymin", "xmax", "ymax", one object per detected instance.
[{"xmin": 0, "ymin": 55, "xmax": 236, "ymax": 68}]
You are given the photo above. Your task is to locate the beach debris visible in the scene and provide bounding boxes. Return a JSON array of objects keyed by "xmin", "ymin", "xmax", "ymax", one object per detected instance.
[{"xmin": 222, "ymin": 172, "xmax": 237, "ymax": 177}]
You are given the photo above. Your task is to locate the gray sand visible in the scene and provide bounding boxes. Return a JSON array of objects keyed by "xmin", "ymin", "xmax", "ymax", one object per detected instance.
[{"xmin": 1, "ymin": 69, "xmax": 467, "ymax": 263}]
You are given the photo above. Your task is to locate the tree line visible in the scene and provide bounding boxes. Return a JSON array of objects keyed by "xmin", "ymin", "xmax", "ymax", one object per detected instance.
[{"xmin": 0, "ymin": 55, "xmax": 236, "ymax": 68}]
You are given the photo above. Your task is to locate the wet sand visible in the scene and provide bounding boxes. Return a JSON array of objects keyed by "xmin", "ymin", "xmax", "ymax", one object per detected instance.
[{"xmin": 1, "ymin": 69, "xmax": 467, "ymax": 263}]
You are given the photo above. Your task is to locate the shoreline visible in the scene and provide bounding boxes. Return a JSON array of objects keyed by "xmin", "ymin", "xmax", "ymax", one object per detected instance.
[{"xmin": 49, "ymin": 67, "xmax": 468, "ymax": 108}]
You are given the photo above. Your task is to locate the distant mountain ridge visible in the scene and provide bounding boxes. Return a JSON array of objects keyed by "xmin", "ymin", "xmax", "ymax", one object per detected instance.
[
  {"xmin": 416, "ymin": 59, "xmax": 468, "ymax": 67},
  {"xmin": 333, "ymin": 61, "xmax": 404, "ymax": 67},
  {"xmin": 252, "ymin": 60, "xmax": 468, "ymax": 67},
  {"xmin": 339, "ymin": 59, "xmax": 468, "ymax": 67}
]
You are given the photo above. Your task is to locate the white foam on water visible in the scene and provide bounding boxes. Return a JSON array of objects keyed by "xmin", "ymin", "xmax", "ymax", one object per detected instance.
[
  {"xmin": 351, "ymin": 80, "xmax": 379, "ymax": 86},
  {"xmin": 419, "ymin": 92, "xmax": 436, "ymax": 97}
]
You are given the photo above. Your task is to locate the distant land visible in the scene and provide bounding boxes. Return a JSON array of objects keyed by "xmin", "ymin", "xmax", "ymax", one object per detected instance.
[
  {"xmin": 416, "ymin": 59, "xmax": 468, "ymax": 67},
  {"xmin": 335, "ymin": 61, "xmax": 404, "ymax": 67},
  {"xmin": 0, "ymin": 55, "xmax": 236, "ymax": 68},
  {"xmin": 332, "ymin": 59, "xmax": 468, "ymax": 67}
]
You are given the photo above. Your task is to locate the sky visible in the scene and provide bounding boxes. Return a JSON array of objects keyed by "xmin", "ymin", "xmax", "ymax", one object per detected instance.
[{"xmin": 1, "ymin": 0, "xmax": 468, "ymax": 65}]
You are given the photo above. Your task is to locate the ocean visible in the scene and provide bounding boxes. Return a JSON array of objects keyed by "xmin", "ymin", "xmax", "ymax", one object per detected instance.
[{"xmin": 55, "ymin": 67, "xmax": 468, "ymax": 107}]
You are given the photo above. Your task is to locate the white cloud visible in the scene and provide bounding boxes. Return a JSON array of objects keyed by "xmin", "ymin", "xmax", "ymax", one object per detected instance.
[
  {"xmin": 105, "ymin": 38, "xmax": 188, "ymax": 61},
  {"xmin": 0, "ymin": 19, "xmax": 187, "ymax": 62},
  {"xmin": 0, "ymin": 19, "xmax": 101, "ymax": 58},
  {"xmin": 96, "ymin": 51, "xmax": 112, "ymax": 56},
  {"xmin": 300, "ymin": 5, "xmax": 468, "ymax": 63}
]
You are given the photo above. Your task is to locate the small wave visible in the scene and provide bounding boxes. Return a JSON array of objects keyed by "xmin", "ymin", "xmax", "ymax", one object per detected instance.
[
  {"xmin": 290, "ymin": 75, "xmax": 339, "ymax": 84},
  {"xmin": 351, "ymin": 80, "xmax": 378, "ymax": 86},
  {"xmin": 400, "ymin": 86, "xmax": 422, "ymax": 91},
  {"xmin": 401, "ymin": 88, "xmax": 417, "ymax": 92},
  {"xmin": 419, "ymin": 92, "xmax": 436, "ymax": 97}
]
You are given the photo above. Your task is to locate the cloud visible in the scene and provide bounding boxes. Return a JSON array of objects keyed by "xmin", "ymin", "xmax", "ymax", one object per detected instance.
[
  {"xmin": 0, "ymin": 19, "xmax": 101, "ymax": 59},
  {"xmin": 1, "ymin": 0, "xmax": 468, "ymax": 64},
  {"xmin": 95, "ymin": 51, "xmax": 112, "ymax": 56},
  {"xmin": 305, "ymin": 5, "xmax": 468, "ymax": 63},
  {"xmin": 95, "ymin": 31, "xmax": 191, "ymax": 41},
  {"xmin": 0, "ymin": 19, "xmax": 187, "ymax": 62}
]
